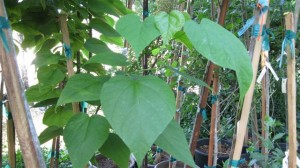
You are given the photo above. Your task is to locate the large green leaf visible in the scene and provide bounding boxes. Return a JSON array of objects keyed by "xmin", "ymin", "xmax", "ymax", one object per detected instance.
[
  {"xmin": 39, "ymin": 126, "xmax": 63, "ymax": 145},
  {"xmin": 100, "ymin": 75, "xmax": 175, "ymax": 166},
  {"xmin": 26, "ymin": 85, "xmax": 61, "ymax": 103},
  {"xmin": 63, "ymin": 114, "xmax": 110, "ymax": 168},
  {"xmin": 99, "ymin": 133, "xmax": 131, "ymax": 168},
  {"xmin": 84, "ymin": 38, "xmax": 109, "ymax": 54},
  {"xmin": 87, "ymin": 0, "xmax": 128, "ymax": 17},
  {"xmin": 155, "ymin": 10, "xmax": 185, "ymax": 44},
  {"xmin": 85, "ymin": 51, "xmax": 129, "ymax": 66},
  {"xmin": 37, "ymin": 65, "xmax": 66, "ymax": 87},
  {"xmin": 43, "ymin": 105, "xmax": 73, "ymax": 127},
  {"xmin": 184, "ymin": 19, "xmax": 252, "ymax": 97},
  {"xmin": 33, "ymin": 52, "xmax": 63, "ymax": 68},
  {"xmin": 116, "ymin": 14, "xmax": 160, "ymax": 57},
  {"xmin": 173, "ymin": 31, "xmax": 193, "ymax": 50},
  {"xmin": 155, "ymin": 120, "xmax": 197, "ymax": 167},
  {"xmin": 81, "ymin": 63, "xmax": 106, "ymax": 75},
  {"xmin": 90, "ymin": 18, "xmax": 120, "ymax": 37},
  {"xmin": 57, "ymin": 74, "xmax": 110, "ymax": 106},
  {"xmin": 100, "ymin": 35, "xmax": 123, "ymax": 46}
]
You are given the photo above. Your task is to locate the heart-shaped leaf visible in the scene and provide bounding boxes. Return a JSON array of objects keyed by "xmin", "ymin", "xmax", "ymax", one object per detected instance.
[
  {"xmin": 99, "ymin": 133, "xmax": 131, "ymax": 168},
  {"xmin": 184, "ymin": 19, "xmax": 252, "ymax": 97},
  {"xmin": 155, "ymin": 10, "xmax": 185, "ymax": 44},
  {"xmin": 116, "ymin": 14, "xmax": 160, "ymax": 57},
  {"xmin": 90, "ymin": 18, "xmax": 120, "ymax": 37},
  {"xmin": 57, "ymin": 74, "xmax": 110, "ymax": 106},
  {"xmin": 39, "ymin": 126, "xmax": 63, "ymax": 145},
  {"xmin": 63, "ymin": 114, "xmax": 110, "ymax": 168},
  {"xmin": 100, "ymin": 75, "xmax": 175, "ymax": 166},
  {"xmin": 155, "ymin": 120, "xmax": 197, "ymax": 167},
  {"xmin": 43, "ymin": 105, "xmax": 73, "ymax": 127},
  {"xmin": 84, "ymin": 38, "xmax": 109, "ymax": 54},
  {"xmin": 37, "ymin": 65, "xmax": 66, "ymax": 87},
  {"xmin": 26, "ymin": 85, "xmax": 61, "ymax": 103},
  {"xmin": 33, "ymin": 52, "xmax": 63, "ymax": 68},
  {"xmin": 85, "ymin": 51, "xmax": 129, "ymax": 66}
]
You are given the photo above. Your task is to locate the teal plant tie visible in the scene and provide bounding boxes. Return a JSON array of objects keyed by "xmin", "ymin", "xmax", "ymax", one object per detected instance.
[
  {"xmin": 2, "ymin": 103, "xmax": 12, "ymax": 120},
  {"xmin": 156, "ymin": 147, "xmax": 163, "ymax": 153},
  {"xmin": 81, "ymin": 101, "xmax": 88, "ymax": 113},
  {"xmin": 238, "ymin": 0, "xmax": 268, "ymax": 37},
  {"xmin": 261, "ymin": 25, "xmax": 274, "ymax": 51},
  {"xmin": 47, "ymin": 150, "xmax": 56, "ymax": 161},
  {"xmin": 170, "ymin": 156, "xmax": 176, "ymax": 162},
  {"xmin": 204, "ymin": 165, "xmax": 216, "ymax": 168},
  {"xmin": 200, "ymin": 108, "xmax": 207, "ymax": 121},
  {"xmin": 5, "ymin": 165, "xmax": 10, "ymax": 168},
  {"xmin": 229, "ymin": 158, "xmax": 245, "ymax": 167},
  {"xmin": 251, "ymin": 24, "xmax": 260, "ymax": 37},
  {"xmin": 279, "ymin": 30, "xmax": 296, "ymax": 68},
  {"xmin": 0, "ymin": 16, "xmax": 10, "ymax": 53},
  {"xmin": 178, "ymin": 85, "xmax": 186, "ymax": 93},
  {"xmin": 238, "ymin": 16, "xmax": 255, "ymax": 37},
  {"xmin": 211, "ymin": 95, "xmax": 218, "ymax": 104},
  {"xmin": 63, "ymin": 43, "xmax": 72, "ymax": 59}
]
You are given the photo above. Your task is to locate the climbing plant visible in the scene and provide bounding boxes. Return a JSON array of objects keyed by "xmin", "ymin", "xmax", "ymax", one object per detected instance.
[{"xmin": 3, "ymin": 0, "xmax": 255, "ymax": 167}]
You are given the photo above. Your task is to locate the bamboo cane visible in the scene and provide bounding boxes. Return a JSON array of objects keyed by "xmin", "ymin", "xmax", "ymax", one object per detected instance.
[
  {"xmin": 231, "ymin": 2, "xmax": 269, "ymax": 167},
  {"xmin": 6, "ymin": 101, "xmax": 15, "ymax": 168},
  {"xmin": 188, "ymin": 0, "xmax": 229, "ymax": 157},
  {"xmin": 59, "ymin": 14, "xmax": 80, "ymax": 114},
  {"xmin": 49, "ymin": 137, "xmax": 56, "ymax": 168},
  {"xmin": 55, "ymin": 136, "xmax": 60, "ymax": 168},
  {"xmin": 207, "ymin": 68, "xmax": 219, "ymax": 167},
  {"xmin": 284, "ymin": 12, "xmax": 297, "ymax": 168},
  {"xmin": 0, "ymin": 73, "xmax": 3, "ymax": 168},
  {"xmin": 0, "ymin": 1, "xmax": 46, "ymax": 167}
]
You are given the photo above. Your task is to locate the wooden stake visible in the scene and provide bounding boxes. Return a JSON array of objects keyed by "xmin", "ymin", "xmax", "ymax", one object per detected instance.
[
  {"xmin": 207, "ymin": 67, "xmax": 219, "ymax": 167},
  {"xmin": 49, "ymin": 138, "xmax": 56, "ymax": 168},
  {"xmin": 6, "ymin": 101, "xmax": 15, "ymax": 168},
  {"xmin": 55, "ymin": 136, "xmax": 60, "ymax": 168},
  {"xmin": 188, "ymin": 0, "xmax": 229, "ymax": 157},
  {"xmin": 59, "ymin": 14, "xmax": 80, "ymax": 114},
  {"xmin": 284, "ymin": 12, "xmax": 297, "ymax": 168},
  {"xmin": 0, "ymin": 74, "xmax": 3, "ymax": 168},
  {"xmin": 231, "ymin": 2, "xmax": 269, "ymax": 166},
  {"xmin": 0, "ymin": 1, "xmax": 46, "ymax": 167}
]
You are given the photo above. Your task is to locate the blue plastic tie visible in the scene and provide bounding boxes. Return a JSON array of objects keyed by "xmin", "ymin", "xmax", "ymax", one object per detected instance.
[
  {"xmin": 170, "ymin": 156, "xmax": 176, "ymax": 162},
  {"xmin": 238, "ymin": 16, "xmax": 255, "ymax": 37},
  {"xmin": 5, "ymin": 165, "xmax": 10, "ymax": 168},
  {"xmin": 251, "ymin": 24, "xmax": 260, "ymax": 37},
  {"xmin": 261, "ymin": 25, "xmax": 274, "ymax": 51},
  {"xmin": 211, "ymin": 95, "xmax": 218, "ymax": 104},
  {"xmin": 63, "ymin": 43, "xmax": 72, "ymax": 59},
  {"xmin": 156, "ymin": 147, "xmax": 163, "ymax": 153},
  {"xmin": 204, "ymin": 165, "xmax": 216, "ymax": 168},
  {"xmin": 81, "ymin": 101, "xmax": 88, "ymax": 109},
  {"xmin": 229, "ymin": 158, "xmax": 245, "ymax": 167},
  {"xmin": 201, "ymin": 108, "xmax": 207, "ymax": 121},
  {"xmin": 2, "ymin": 102, "xmax": 12, "ymax": 119},
  {"xmin": 0, "ymin": 16, "xmax": 10, "ymax": 53},
  {"xmin": 178, "ymin": 85, "xmax": 186, "ymax": 93},
  {"xmin": 143, "ymin": 11, "xmax": 149, "ymax": 17},
  {"xmin": 279, "ymin": 30, "xmax": 296, "ymax": 68}
]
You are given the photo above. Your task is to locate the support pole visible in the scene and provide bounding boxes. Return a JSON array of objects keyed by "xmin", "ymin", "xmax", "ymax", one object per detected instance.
[
  {"xmin": 284, "ymin": 12, "xmax": 297, "ymax": 168},
  {"xmin": 0, "ymin": 1, "xmax": 46, "ymax": 167},
  {"xmin": 59, "ymin": 14, "xmax": 80, "ymax": 113},
  {"xmin": 6, "ymin": 101, "xmax": 15, "ymax": 168},
  {"xmin": 231, "ymin": 2, "xmax": 269, "ymax": 166}
]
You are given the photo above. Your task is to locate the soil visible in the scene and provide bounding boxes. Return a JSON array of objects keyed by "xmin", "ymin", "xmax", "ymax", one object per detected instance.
[
  {"xmin": 95, "ymin": 155, "xmax": 118, "ymax": 168},
  {"xmin": 198, "ymin": 143, "xmax": 231, "ymax": 157}
]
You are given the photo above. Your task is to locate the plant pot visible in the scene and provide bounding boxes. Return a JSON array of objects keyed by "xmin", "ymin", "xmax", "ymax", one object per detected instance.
[
  {"xmin": 195, "ymin": 138, "xmax": 249, "ymax": 168},
  {"xmin": 154, "ymin": 160, "xmax": 184, "ymax": 168}
]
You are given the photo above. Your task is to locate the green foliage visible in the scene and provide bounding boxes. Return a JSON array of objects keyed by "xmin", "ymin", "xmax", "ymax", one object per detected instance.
[
  {"xmin": 154, "ymin": 10, "xmax": 185, "ymax": 44},
  {"xmin": 43, "ymin": 105, "xmax": 73, "ymax": 127},
  {"xmin": 39, "ymin": 126, "xmax": 63, "ymax": 145},
  {"xmin": 184, "ymin": 19, "xmax": 252, "ymax": 98},
  {"xmin": 155, "ymin": 120, "xmax": 197, "ymax": 167},
  {"xmin": 57, "ymin": 74, "xmax": 110, "ymax": 106},
  {"xmin": 116, "ymin": 14, "xmax": 160, "ymax": 57},
  {"xmin": 85, "ymin": 51, "xmax": 129, "ymax": 66},
  {"xmin": 63, "ymin": 113, "xmax": 110, "ymax": 168},
  {"xmin": 100, "ymin": 75, "xmax": 175, "ymax": 166}
]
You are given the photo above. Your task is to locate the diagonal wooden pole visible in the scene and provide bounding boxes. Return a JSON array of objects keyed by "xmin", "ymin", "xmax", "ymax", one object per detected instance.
[
  {"xmin": 0, "ymin": 1, "xmax": 46, "ymax": 167},
  {"xmin": 231, "ymin": 2, "xmax": 270, "ymax": 167},
  {"xmin": 284, "ymin": 12, "xmax": 297, "ymax": 168}
]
